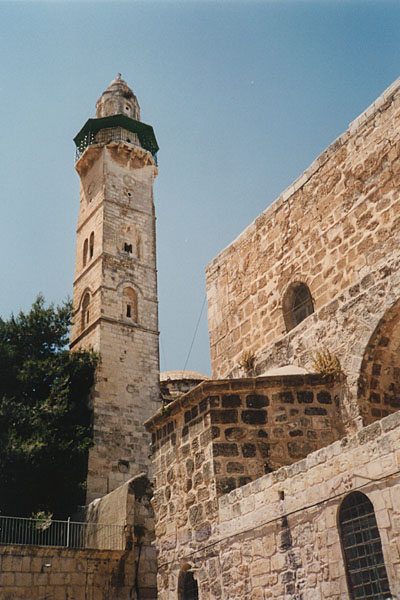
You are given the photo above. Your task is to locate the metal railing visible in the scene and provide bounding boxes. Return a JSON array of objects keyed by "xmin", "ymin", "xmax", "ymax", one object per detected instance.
[
  {"xmin": 74, "ymin": 127, "xmax": 158, "ymax": 166},
  {"xmin": 0, "ymin": 515, "xmax": 125, "ymax": 550}
]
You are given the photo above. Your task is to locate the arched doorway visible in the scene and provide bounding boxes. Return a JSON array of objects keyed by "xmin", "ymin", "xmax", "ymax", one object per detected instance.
[{"xmin": 178, "ymin": 566, "xmax": 199, "ymax": 600}]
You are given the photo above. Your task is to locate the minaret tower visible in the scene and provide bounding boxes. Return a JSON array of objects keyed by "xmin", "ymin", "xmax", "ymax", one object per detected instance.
[{"xmin": 71, "ymin": 75, "xmax": 160, "ymax": 502}]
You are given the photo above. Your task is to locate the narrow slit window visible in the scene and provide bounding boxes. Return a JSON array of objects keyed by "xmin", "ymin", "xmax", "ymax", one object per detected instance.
[
  {"xmin": 89, "ymin": 232, "xmax": 94, "ymax": 259},
  {"xmin": 83, "ymin": 239, "xmax": 88, "ymax": 267},
  {"xmin": 81, "ymin": 293, "xmax": 90, "ymax": 332},
  {"xmin": 339, "ymin": 492, "xmax": 391, "ymax": 600},
  {"xmin": 126, "ymin": 305, "xmax": 131, "ymax": 318}
]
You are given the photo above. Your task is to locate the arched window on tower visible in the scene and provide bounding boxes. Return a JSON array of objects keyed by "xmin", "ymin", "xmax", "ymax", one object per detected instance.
[
  {"xmin": 282, "ymin": 282, "xmax": 314, "ymax": 332},
  {"xmin": 89, "ymin": 232, "xmax": 94, "ymax": 259},
  {"xmin": 339, "ymin": 492, "xmax": 391, "ymax": 600},
  {"xmin": 178, "ymin": 567, "xmax": 199, "ymax": 600},
  {"xmin": 123, "ymin": 287, "xmax": 138, "ymax": 322},
  {"xmin": 81, "ymin": 293, "xmax": 91, "ymax": 332},
  {"xmin": 83, "ymin": 239, "xmax": 88, "ymax": 267}
]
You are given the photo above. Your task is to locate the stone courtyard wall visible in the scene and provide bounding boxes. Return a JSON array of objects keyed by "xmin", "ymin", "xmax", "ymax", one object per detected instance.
[
  {"xmin": 81, "ymin": 474, "xmax": 157, "ymax": 598},
  {"xmin": 206, "ymin": 77, "xmax": 400, "ymax": 429},
  {"xmin": 153, "ymin": 410, "xmax": 400, "ymax": 600},
  {"xmin": 0, "ymin": 545, "xmax": 135, "ymax": 600}
]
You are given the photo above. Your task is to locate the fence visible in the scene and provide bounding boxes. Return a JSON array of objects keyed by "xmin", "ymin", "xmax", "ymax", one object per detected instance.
[{"xmin": 0, "ymin": 515, "xmax": 125, "ymax": 550}]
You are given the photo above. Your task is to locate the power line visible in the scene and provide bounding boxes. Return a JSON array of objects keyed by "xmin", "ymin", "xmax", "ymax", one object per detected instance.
[{"xmin": 182, "ymin": 294, "xmax": 207, "ymax": 372}]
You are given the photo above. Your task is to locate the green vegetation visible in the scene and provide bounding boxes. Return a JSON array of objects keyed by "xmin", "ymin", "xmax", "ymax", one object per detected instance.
[{"xmin": 0, "ymin": 296, "xmax": 98, "ymax": 518}]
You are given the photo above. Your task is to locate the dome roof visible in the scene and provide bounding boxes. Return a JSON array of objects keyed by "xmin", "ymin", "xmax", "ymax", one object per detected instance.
[
  {"xmin": 259, "ymin": 365, "xmax": 308, "ymax": 376},
  {"xmin": 160, "ymin": 370, "xmax": 211, "ymax": 382},
  {"xmin": 96, "ymin": 73, "xmax": 140, "ymax": 120},
  {"xmin": 107, "ymin": 73, "xmax": 131, "ymax": 93}
]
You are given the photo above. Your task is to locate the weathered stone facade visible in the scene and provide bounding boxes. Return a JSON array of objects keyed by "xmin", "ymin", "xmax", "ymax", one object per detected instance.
[
  {"xmin": 149, "ymin": 410, "xmax": 400, "ymax": 599},
  {"xmin": 70, "ymin": 75, "xmax": 161, "ymax": 503},
  {"xmin": 146, "ymin": 76, "xmax": 400, "ymax": 599},
  {"xmin": 206, "ymin": 77, "xmax": 400, "ymax": 432}
]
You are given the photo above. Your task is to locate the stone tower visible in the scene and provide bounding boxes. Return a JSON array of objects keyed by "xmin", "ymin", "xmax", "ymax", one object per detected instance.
[{"xmin": 71, "ymin": 75, "xmax": 160, "ymax": 503}]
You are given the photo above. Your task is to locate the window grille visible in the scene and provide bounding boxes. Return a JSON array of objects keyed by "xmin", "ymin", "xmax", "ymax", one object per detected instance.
[
  {"xmin": 292, "ymin": 284, "xmax": 313, "ymax": 326},
  {"xmin": 183, "ymin": 571, "xmax": 198, "ymax": 600},
  {"xmin": 339, "ymin": 492, "xmax": 391, "ymax": 600}
]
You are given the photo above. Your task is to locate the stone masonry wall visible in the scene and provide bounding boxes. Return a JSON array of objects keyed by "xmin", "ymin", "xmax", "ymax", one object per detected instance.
[
  {"xmin": 206, "ymin": 78, "xmax": 400, "ymax": 429},
  {"xmin": 0, "ymin": 545, "xmax": 135, "ymax": 600},
  {"xmin": 154, "ymin": 410, "xmax": 400, "ymax": 600},
  {"xmin": 146, "ymin": 374, "xmax": 345, "ymax": 586},
  {"xmin": 81, "ymin": 474, "xmax": 157, "ymax": 598}
]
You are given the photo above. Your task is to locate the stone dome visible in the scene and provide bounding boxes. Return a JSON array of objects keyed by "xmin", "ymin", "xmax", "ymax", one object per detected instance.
[
  {"xmin": 160, "ymin": 371, "xmax": 211, "ymax": 402},
  {"xmin": 160, "ymin": 370, "xmax": 211, "ymax": 382},
  {"xmin": 95, "ymin": 73, "xmax": 140, "ymax": 121}
]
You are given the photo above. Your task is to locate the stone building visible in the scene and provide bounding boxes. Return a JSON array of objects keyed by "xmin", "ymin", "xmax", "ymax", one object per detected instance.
[{"xmin": 145, "ymin": 76, "xmax": 400, "ymax": 599}]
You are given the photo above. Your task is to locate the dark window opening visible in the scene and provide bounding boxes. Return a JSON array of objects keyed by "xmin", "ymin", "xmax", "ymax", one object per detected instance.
[
  {"xmin": 124, "ymin": 243, "xmax": 133, "ymax": 253},
  {"xmin": 183, "ymin": 571, "xmax": 198, "ymax": 600},
  {"xmin": 123, "ymin": 288, "xmax": 138, "ymax": 322},
  {"xmin": 339, "ymin": 492, "xmax": 391, "ymax": 600},
  {"xmin": 81, "ymin": 293, "xmax": 90, "ymax": 332},
  {"xmin": 89, "ymin": 232, "xmax": 94, "ymax": 259},
  {"xmin": 283, "ymin": 282, "xmax": 314, "ymax": 332},
  {"xmin": 83, "ymin": 239, "xmax": 88, "ymax": 267},
  {"xmin": 292, "ymin": 284, "xmax": 313, "ymax": 325}
]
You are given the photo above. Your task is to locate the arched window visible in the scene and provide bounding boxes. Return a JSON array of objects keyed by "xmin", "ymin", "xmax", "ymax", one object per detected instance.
[
  {"xmin": 282, "ymin": 282, "xmax": 314, "ymax": 331},
  {"xmin": 178, "ymin": 567, "xmax": 198, "ymax": 600},
  {"xmin": 83, "ymin": 239, "xmax": 88, "ymax": 267},
  {"xmin": 123, "ymin": 287, "xmax": 138, "ymax": 322},
  {"xmin": 89, "ymin": 232, "xmax": 94, "ymax": 259},
  {"xmin": 81, "ymin": 293, "xmax": 90, "ymax": 331},
  {"xmin": 339, "ymin": 492, "xmax": 391, "ymax": 600}
]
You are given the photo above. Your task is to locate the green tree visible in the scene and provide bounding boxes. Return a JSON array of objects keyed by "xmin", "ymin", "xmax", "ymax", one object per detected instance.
[{"xmin": 0, "ymin": 296, "xmax": 98, "ymax": 518}]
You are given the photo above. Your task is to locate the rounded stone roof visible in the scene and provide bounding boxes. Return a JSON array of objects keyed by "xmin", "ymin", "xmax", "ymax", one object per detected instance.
[
  {"xmin": 259, "ymin": 365, "xmax": 308, "ymax": 376},
  {"xmin": 160, "ymin": 370, "xmax": 211, "ymax": 382},
  {"xmin": 96, "ymin": 73, "xmax": 140, "ymax": 120},
  {"xmin": 107, "ymin": 73, "xmax": 131, "ymax": 92}
]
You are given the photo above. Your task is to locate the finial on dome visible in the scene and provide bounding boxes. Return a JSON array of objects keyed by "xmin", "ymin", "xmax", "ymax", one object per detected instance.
[{"xmin": 117, "ymin": 73, "xmax": 122, "ymax": 80}]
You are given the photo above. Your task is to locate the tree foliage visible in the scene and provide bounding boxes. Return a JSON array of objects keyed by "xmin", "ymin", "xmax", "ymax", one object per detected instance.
[{"xmin": 0, "ymin": 296, "xmax": 98, "ymax": 518}]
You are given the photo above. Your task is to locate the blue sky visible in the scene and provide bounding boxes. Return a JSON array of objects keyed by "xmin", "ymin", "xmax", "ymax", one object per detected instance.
[{"xmin": 1, "ymin": 0, "xmax": 400, "ymax": 375}]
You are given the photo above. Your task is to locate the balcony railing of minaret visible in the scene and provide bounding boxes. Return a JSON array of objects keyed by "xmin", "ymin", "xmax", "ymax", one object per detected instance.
[{"xmin": 75, "ymin": 127, "xmax": 158, "ymax": 166}]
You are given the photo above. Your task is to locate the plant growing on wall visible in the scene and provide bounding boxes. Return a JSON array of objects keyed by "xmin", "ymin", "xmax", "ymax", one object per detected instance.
[
  {"xmin": 239, "ymin": 350, "xmax": 256, "ymax": 375},
  {"xmin": 0, "ymin": 296, "xmax": 98, "ymax": 518},
  {"xmin": 311, "ymin": 348, "xmax": 344, "ymax": 381}
]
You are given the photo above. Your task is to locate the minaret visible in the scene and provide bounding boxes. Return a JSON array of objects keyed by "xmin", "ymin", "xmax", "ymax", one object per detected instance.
[{"xmin": 71, "ymin": 75, "xmax": 160, "ymax": 503}]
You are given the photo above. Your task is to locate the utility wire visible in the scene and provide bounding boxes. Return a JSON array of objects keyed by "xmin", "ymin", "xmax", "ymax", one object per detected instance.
[
  {"xmin": 160, "ymin": 335, "xmax": 167, "ymax": 372},
  {"xmin": 183, "ymin": 294, "xmax": 207, "ymax": 372}
]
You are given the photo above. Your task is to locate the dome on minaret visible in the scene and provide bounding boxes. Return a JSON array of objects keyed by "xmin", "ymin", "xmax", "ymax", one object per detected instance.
[{"xmin": 95, "ymin": 73, "xmax": 141, "ymax": 121}]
